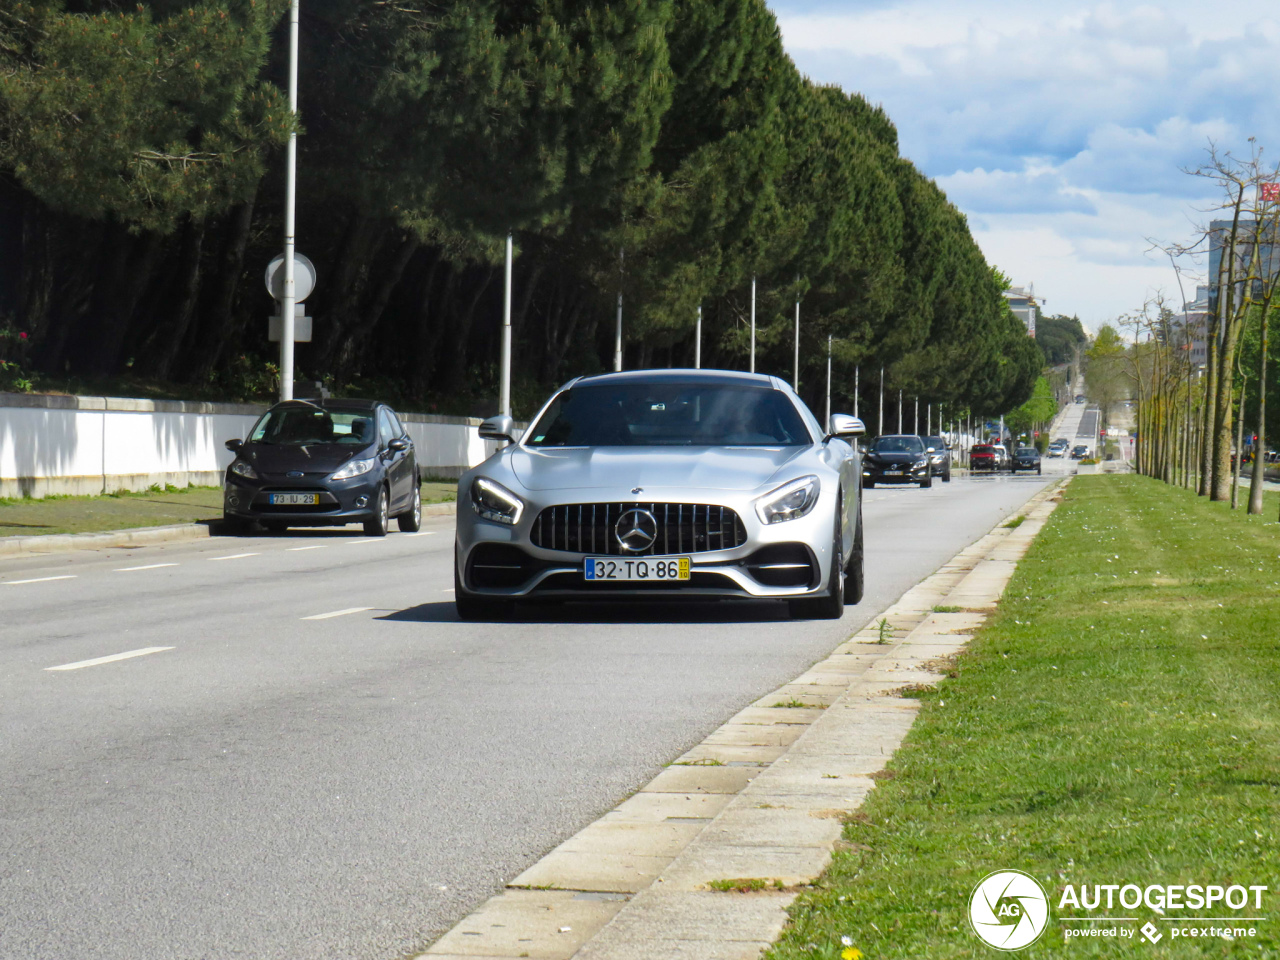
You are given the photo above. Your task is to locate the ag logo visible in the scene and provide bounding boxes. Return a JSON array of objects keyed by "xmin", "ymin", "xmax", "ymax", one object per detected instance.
[{"xmin": 968, "ymin": 870, "xmax": 1049, "ymax": 950}]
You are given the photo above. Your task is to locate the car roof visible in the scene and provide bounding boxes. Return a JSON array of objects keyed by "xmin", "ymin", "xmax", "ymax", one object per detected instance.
[
  {"xmin": 567, "ymin": 368, "xmax": 782, "ymax": 390},
  {"xmin": 267, "ymin": 398, "xmax": 381, "ymax": 412}
]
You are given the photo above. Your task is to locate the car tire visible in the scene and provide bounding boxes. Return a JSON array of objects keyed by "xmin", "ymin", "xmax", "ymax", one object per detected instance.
[
  {"xmin": 919, "ymin": 471, "xmax": 932, "ymax": 488},
  {"xmin": 864, "ymin": 480, "xmax": 874, "ymax": 489},
  {"xmin": 789, "ymin": 506, "xmax": 845, "ymax": 620},
  {"xmin": 454, "ymin": 556, "xmax": 512, "ymax": 621},
  {"xmin": 943, "ymin": 467, "xmax": 952, "ymax": 483},
  {"xmin": 221, "ymin": 513, "xmax": 249, "ymax": 536},
  {"xmin": 845, "ymin": 506, "xmax": 865, "ymax": 605},
  {"xmin": 397, "ymin": 483, "xmax": 422, "ymax": 532},
  {"xmin": 261, "ymin": 520, "xmax": 289, "ymax": 534},
  {"xmin": 1037, "ymin": 464, "xmax": 1042, "ymax": 475},
  {"xmin": 363, "ymin": 485, "xmax": 389, "ymax": 537}
]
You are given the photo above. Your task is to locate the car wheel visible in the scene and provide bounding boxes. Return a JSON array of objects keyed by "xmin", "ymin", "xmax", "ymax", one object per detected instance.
[
  {"xmin": 943, "ymin": 468, "xmax": 952, "ymax": 483},
  {"xmin": 261, "ymin": 520, "xmax": 288, "ymax": 534},
  {"xmin": 844, "ymin": 506, "xmax": 865, "ymax": 605},
  {"xmin": 789, "ymin": 507, "xmax": 844, "ymax": 620},
  {"xmin": 864, "ymin": 480, "xmax": 874, "ymax": 489},
  {"xmin": 454, "ymin": 555, "xmax": 512, "ymax": 620},
  {"xmin": 1037, "ymin": 464, "xmax": 1042, "ymax": 475},
  {"xmin": 363, "ymin": 485, "xmax": 389, "ymax": 537},
  {"xmin": 397, "ymin": 483, "xmax": 422, "ymax": 532},
  {"xmin": 919, "ymin": 471, "xmax": 932, "ymax": 488},
  {"xmin": 221, "ymin": 513, "xmax": 248, "ymax": 536}
]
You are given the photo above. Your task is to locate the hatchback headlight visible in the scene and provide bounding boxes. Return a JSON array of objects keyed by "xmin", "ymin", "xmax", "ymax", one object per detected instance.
[
  {"xmin": 471, "ymin": 477, "xmax": 524, "ymax": 525},
  {"xmin": 754, "ymin": 475, "xmax": 820, "ymax": 524},
  {"xmin": 330, "ymin": 458, "xmax": 375, "ymax": 481},
  {"xmin": 230, "ymin": 460, "xmax": 258, "ymax": 480}
]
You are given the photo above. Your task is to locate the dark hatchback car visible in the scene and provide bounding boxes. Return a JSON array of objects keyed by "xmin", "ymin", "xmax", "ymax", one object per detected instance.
[
  {"xmin": 922, "ymin": 435, "xmax": 952, "ymax": 482},
  {"xmin": 863, "ymin": 435, "xmax": 933, "ymax": 488},
  {"xmin": 222, "ymin": 399, "xmax": 422, "ymax": 535},
  {"xmin": 1011, "ymin": 445, "xmax": 1042, "ymax": 474}
]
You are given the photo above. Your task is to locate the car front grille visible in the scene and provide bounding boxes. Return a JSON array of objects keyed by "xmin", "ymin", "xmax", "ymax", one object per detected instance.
[{"xmin": 530, "ymin": 503, "xmax": 747, "ymax": 556}]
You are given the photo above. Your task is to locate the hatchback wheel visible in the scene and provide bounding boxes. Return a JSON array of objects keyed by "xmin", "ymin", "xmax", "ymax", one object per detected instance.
[
  {"xmin": 845, "ymin": 507, "xmax": 865, "ymax": 605},
  {"xmin": 919, "ymin": 471, "xmax": 932, "ymax": 489},
  {"xmin": 397, "ymin": 483, "xmax": 422, "ymax": 532},
  {"xmin": 363, "ymin": 485, "xmax": 389, "ymax": 537},
  {"xmin": 943, "ymin": 467, "xmax": 952, "ymax": 483}
]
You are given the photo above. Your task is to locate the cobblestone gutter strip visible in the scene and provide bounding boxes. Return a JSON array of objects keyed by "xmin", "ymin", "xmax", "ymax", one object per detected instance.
[
  {"xmin": 0, "ymin": 503, "xmax": 457, "ymax": 559},
  {"xmin": 414, "ymin": 479, "xmax": 1069, "ymax": 960}
]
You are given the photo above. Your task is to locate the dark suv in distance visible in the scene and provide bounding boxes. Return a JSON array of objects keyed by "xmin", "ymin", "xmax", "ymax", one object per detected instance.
[
  {"xmin": 222, "ymin": 399, "xmax": 422, "ymax": 536},
  {"xmin": 863, "ymin": 435, "xmax": 933, "ymax": 488},
  {"xmin": 1011, "ymin": 446, "xmax": 1042, "ymax": 474},
  {"xmin": 922, "ymin": 436, "xmax": 952, "ymax": 482},
  {"xmin": 969, "ymin": 444, "xmax": 1001, "ymax": 472}
]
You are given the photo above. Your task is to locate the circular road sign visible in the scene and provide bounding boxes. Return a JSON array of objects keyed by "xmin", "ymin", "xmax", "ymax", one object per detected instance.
[{"xmin": 265, "ymin": 252, "xmax": 317, "ymax": 303}]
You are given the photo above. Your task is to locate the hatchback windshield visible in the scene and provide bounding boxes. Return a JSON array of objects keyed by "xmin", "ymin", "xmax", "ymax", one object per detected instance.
[
  {"xmin": 871, "ymin": 436, "xmax": 925, "ymax": 453},
  {"xmin": 525, "ymin": 382, "xmax": 811, "ymax": 447},
  {"xmin": 1016, "ymin": 447, "xmax": 1038, "ymax": 456},
  {"xmin": 924, "ymin": 436, "xmax": 946, "ymax": 451},
  {"xmin": 248, "ymin": 407, "xmax": 376, "ymax": 445}
]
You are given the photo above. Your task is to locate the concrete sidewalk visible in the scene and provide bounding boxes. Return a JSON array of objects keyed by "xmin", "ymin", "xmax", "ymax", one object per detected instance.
[{"xmin": 415, "ymin": 480, "xmax": 1068, "ymax": 960}]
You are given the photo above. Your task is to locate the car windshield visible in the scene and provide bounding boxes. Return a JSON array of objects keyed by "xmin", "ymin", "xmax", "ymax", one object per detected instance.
[
  {"xmin": 973, "ymin": 445, "xmax": 994, "ymax": 454},
  {"xmin": 871, "ymin": 436, "xmax": 925, "ymax": 453},
  {"xmin": 925, "ymin": 436, "xmax": 945, "ymax": 450},
  {"xmin": 524, "ymin": 382, "xmax": 812, "ymax": 447},
  {"xmin": 1016, "ymin": 447, "xmax": 1037, "ymax": 456},
  {"xmin": 248, "ymin": 407, "xmax": 376, "ymax": 445}
]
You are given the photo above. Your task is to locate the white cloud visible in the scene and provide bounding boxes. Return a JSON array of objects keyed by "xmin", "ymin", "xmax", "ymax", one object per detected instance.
[{"xmin": 770, "ymin": 0, "xmax": 1280, "ymax": 327}]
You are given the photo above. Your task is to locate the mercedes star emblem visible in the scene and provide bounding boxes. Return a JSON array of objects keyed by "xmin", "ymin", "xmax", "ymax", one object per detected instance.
[
  {"xmin": 631, "ymin": 486, "xmax": 643, "ymax": 494},
  {"xmin": 615, "ymin": 508, "xmax": 658, "ymax": 553}
]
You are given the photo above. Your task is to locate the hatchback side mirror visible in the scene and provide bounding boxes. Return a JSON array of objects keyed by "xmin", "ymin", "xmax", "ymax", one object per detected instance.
[
  {"xmin": 225, "ymin": 439, "xmax": 242, "ymax": 453},
  {"xmin": 825, "ymin": 413, "xmax": 865, "ymax": 442},
  {"xmin": 479, "ymin": 414, "xmax": 515, "ymax": 443},
  {"xmin": 387, "ymin": 437, "xmax": 409, "ymax": 453},
  {"xmin": 927, "ymin": 447, "xmax": 936, "ymax": 454}
]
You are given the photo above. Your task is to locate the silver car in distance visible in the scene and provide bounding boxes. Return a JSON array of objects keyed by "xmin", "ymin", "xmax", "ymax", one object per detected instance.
[{"xmin": 454, "ymin": 369, "xmax": 866, "ymax": 620}]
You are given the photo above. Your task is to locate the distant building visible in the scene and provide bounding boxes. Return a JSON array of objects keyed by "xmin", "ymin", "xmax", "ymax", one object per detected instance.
[
  {"xmin": 1179, "ymin": 285, "xmax": 1209, "ymax": 369},
  {"xmin": 1003, "ymin": 285, "xmax": 1039, "ymax": 336},
  {"xmin": 1208, "ymin": 219, "xmax": 1280, "ymax": 315}
]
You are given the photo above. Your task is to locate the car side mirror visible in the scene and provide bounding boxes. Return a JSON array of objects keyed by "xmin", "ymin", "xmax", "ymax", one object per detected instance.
[
  {"xmin": 825, "ymin": 413, "xmax": 865, "ymax": 442},
  {"xmin": 479, "ymin": 414, "xmax": 515, "ymax": 443},
  {"xmin": 225, "ymin": 439, "xmax": 242, "ymax": 453},
  {"xmin": 927, "ymin": 446, "xmax": 936, "ymax": 454},
  {"xmin": 387, "ymin": 437, "xmax": 409, "ymax": 453}
]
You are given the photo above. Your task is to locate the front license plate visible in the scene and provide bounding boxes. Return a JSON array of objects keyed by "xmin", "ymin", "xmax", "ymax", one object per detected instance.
[
  {"xmin": 885, "ymin": 469, "xmax": 902, "ymax": 475},
  {"xmin": 584, "ymin": 557, "xmax": 691, "ymax": 581},
  {"xmin": 270, "ymin": 493, "xmax": 319, "ymax": 505}
]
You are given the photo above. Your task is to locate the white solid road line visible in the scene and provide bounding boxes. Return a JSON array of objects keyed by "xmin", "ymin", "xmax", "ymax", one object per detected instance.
[
  {"xmin": 347, "ymin": 538, "xmax": 385, "ymax": 545},
  {"xmin": 286, "ymin": 545, "xmax": 327, "ymax": 552},
  {"xmin": 209, "ymin": 553, "xmax": 259, "ymax": 561},
  {"xmin": 115, "ymin": 563, "xmax": 179, "ymax": 572},
  {"xmin": 45, "ymin": 646, "xmax": 175, "ymax": 672},
  {"xmin": 5, "ymin": 575, "xmax": 77, "ymax": 585},
  {"xmin": 301, "ymin": 607, "xmax": 374, "ymax": 620},
  {"xmin": 441, "ymin": 588, "xmax": 454, "ymax": 593}
]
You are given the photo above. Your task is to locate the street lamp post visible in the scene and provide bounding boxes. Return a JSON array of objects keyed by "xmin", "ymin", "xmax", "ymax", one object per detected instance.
[
  {"xmin": 878, "ymin": 367, "xmax": 884, "ymax": 436},
  {"xmin": 279, "ymin": 0, "xmax": 300, "ymax": 401},
  {"xmin": 750, "ymin": 276, "xmax": 756, "ymax": 374},
  {"xmin": 793, "ymin": 287, "xmax": 800, "ymax": 391},
  {"xmin": 854, "ymin": 366, "xmax": 859, "ymax": 419},
  {"xmin": 898, "ymin": 389, "xmax": 903, "ymax": 434},
  {"xmin": 695, "ymin": 305, "xmax": 702, "ymax": 370},
  {"xmin": 499, "ymin": 232, "xmax": 512, "ymax": 417},
  {"xmin": 825, "ymin": 335, "xmax": 832, "ymax": 424}
]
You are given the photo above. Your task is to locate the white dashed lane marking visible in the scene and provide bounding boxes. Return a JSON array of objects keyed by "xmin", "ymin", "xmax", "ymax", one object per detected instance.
[
  {"xmin": 301, "ymin": 607, "xmax": 374, "ymax": 620},
  {"xmin": 286, "ymin": 545, "xmax": 326, "ymax": 552},
  {"xmin": 45, "ymin": 646, "xmax": 174, "ymax": 672},
  {"xmin": 208, "ymin": 553, "xmax": 259, "ymax": 562},
  {"xmin": 5, "ymin": 575, "xmax": 77, "ymax": 586},
  {"xmin": 115, "ymin": 563, "xmax": 178, "ymax": 572}
]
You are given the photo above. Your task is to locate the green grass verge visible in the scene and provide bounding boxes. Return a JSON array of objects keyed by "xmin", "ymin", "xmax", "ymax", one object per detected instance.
[
  {"xmin": 767, "ymin": 475, "xmax": 1280, "ymax": 959},
  {"xmin": 0, "ymin": 481, "xmax": 456, "ymax": 537}
]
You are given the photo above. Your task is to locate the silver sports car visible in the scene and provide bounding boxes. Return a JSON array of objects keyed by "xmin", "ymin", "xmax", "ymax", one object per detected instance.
[{"xmin": 454, "ymin": 369, "xmax": 865, "ymax": 619}]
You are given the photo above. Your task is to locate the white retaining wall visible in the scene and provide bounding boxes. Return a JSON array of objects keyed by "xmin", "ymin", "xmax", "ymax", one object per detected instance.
[{"xmin": 0, "ymin": 393, "xmax": 513, "ymax": 499}]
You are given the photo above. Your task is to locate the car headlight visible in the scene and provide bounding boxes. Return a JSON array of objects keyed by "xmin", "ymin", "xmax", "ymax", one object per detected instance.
[
  {"xmin": 754, "ymin": 475, "xmax": 820, "ymax": 524},
  {"xmin": 471, "ymin": 477, "xmax": 524, "ymax": 525},
  {"xmin": 330, "ymin": 458, "xmax": 375, "ymax": 481},
  {"xmin": 230, "ymin": 460, "xmax": 258, "ymax": 480},
  {"xmin": 914, "ymin": 459, "xmax": 929, "ymax": 469}
]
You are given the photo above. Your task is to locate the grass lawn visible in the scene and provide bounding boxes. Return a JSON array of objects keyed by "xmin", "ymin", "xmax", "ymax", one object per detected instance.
[
  {"xmin": 768, "ymin": 474, "xmax": 1280, "ymax": 958},
  {"xmin": 0, "ymin": 481, "xmax": 457, "ymax": 537}
]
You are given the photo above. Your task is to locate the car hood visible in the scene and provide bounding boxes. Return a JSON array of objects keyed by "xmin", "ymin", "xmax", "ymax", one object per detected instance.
[
  {"xmin": 241, "ymin": 443, "xmax": 372, "ymax": 474},
  {"xmin": 507, "ymin": 445, "xmax": 810, "ymax": 493},
  {"xmin": 867, "ymin": 451, "xmax": 924, "ymax": 464}
]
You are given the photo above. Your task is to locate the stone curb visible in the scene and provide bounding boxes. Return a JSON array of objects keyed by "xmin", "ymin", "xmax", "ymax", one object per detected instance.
[
  {"xmin": 413, "ymin": 478, "xmax": 1071, "ymax": 960},
  {"xmin": 0, "ymin": 502, "xmax": 457, "ymax": 559}
]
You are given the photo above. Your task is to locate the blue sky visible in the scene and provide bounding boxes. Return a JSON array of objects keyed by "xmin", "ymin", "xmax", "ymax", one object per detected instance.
[{"xmin": 771, "ymin": 0, "xmax": 1280, "ymax": 331}]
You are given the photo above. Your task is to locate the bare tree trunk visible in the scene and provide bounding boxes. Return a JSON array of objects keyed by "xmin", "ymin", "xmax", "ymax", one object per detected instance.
[
  {"xmin": 192, "ymin": 190, "xmax": 258, "ymax": 382},
  {"xmin": 1232, "ymin": 374, "xmax": 1247, "ymax": 509},
  {"xmin": 148, "ymin": 217, "xmax": 207, "ymax": 381},
  {"xmin": 1249, "ymin": 302, "xmax": 1270, "ymax": 514}
]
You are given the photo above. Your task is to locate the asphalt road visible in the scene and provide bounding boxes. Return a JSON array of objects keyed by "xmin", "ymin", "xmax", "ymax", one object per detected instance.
[{"xmin": 1, "ymin": 473, "xmax": 1052, "ymax": 960}]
